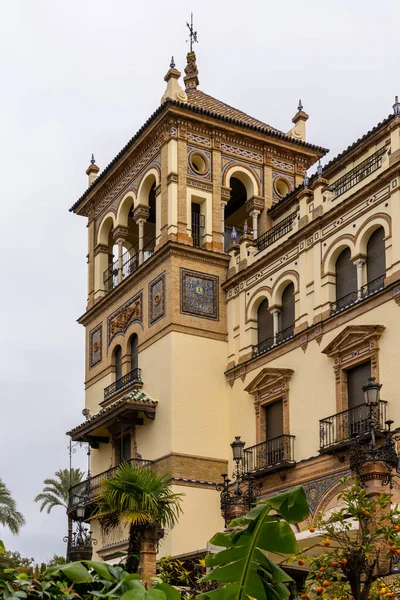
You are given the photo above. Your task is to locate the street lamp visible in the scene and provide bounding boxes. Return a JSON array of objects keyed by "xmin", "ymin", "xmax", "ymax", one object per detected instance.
[
  {"xmin": 362, "ymin": 377, "xmax": 382, "ymax": 406},
  {"xmin": 231, "ymin": 436, "xmax": 245, "ymax": 461}
]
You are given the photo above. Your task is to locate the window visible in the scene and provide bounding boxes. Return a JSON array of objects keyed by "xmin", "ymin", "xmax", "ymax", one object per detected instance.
[
  {"xmin": 130, "ymin": 335, "xmax": 138, "ymax": 371},
  {"xmin": 114, "ymin": 345, "xmax": 122, "ymax": 381},
  {"xmin": 117, "ymin": 433, "xmax": 132, "ymax": 464},
  {"xmin": 366, "ymin": 227, "xmax": 385, "ymax": 287},
  {"xmin": 264, "ymin": 399, "xmax": 283, "ymax": 441},
  {"xmin": 191, "ymin": 202, "xmax": 204, "ymax": 248},
  {"xmin": 257, "ymin": 299, "xmax": 274, "ymax": 352},
  {"xmin": 346, "ymin": 361, "xmax": 371, "ymax": 409},
  {"xmin": 278, "ymin": 283, "xmax": 295, "ymax": 341},
  {"xmin": 333, "ymin": 248, "xmax": 357, "ymax": 312}
]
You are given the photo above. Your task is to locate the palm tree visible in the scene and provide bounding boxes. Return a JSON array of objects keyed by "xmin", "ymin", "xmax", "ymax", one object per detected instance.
[
  {"xmin": 34, "ymin": 468, "xmax": 85, "ymax": 553},
  {"xmin": 95, "ymin": 463, "xmax": 183, "ymax": 576},
  {"xmin": 0, "ymin": 478, "xmax": 25, "ymax": 535}
]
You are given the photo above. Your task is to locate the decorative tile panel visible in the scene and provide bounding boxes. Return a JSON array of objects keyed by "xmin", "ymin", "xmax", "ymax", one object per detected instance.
[
  {"xmin": 221, "ymin": 143, "xmax": 263, "ymax": 164},
  {"xmin": 303, "ymin": 474, "xmax": 342, "ymax": 515},
  {"xmin": 149, "ymin": 272, "xmax": 166, "ymax": 326},
  {"xmin": 89, "ymin": 324, "xmax": 102, "ymax": 368},
  {"xmin": 187, "ymin": 132, "xmax": 212, "ymax": 147},
  {"xmin": 271, "ymin": 158, "xmax": 294, "ymax": 173},
  {"xmin": 108, "ymin": 292, "xmax": 143, "ymax": 345},
  {"xmin": 180, "ymin": 269, "xmax": 219, "ymax": 320}
]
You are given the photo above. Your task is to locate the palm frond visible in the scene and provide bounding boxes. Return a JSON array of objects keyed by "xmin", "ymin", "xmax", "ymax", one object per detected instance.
[{"xmin": 0, "ymin": 479, "xmax": 25, "ymax": 535}]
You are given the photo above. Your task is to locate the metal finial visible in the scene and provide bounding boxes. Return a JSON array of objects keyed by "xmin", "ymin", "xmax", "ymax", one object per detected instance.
[
  {"xmin": 186, "ymin": 12, "xmax": 198, "ymax": 53},
  {"xmin": 243, "ymin": 221, "xmax": 248, "ymax": 234},
  {"xmin": 317, "ymin": 160, "xmax": 323, "ymax": 177},
  {"xmin": 304, "ymin": 175, "xmax": 309, "ymax": 188},
  {"xmin": 90, "ymin": 153, "xmax": 95, "ymax": 165},
  {"xmin": 393, "ymin": 95, "xmax": 400, "ymax": 115},
  {"xmin": 298, "ymin": 99, "xmax": 303, "ymax": 112},
  {"xmin": 231, "ymin": 226, "xmax": 237, "ymax": 243},
  {"xmin": 170, "ymin": 56, "xmax": 175, "ymax": 69}
]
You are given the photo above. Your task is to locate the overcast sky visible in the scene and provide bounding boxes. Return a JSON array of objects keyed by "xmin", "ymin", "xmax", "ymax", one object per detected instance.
[{"xmin": 0, "ymin": 0, "xmax": 399, "ymax": 563}]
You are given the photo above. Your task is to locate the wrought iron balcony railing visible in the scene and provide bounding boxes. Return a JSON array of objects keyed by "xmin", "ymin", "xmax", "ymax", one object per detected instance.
[
  {"xmin": 319, "ymin": 400, "xmax": 388, "ymax": 453},
  {"xmin": 330, "ymin": 147, "xmax": 386, "ymax": 198},
  {"xmin": 68, "ymin": 457, "xmax": 153, "ymax": 512},
  {"xmin": 256, "ymin": 211, "xmax": 298, "ymax": 253},
  {"xmin": 330, "ymin": 275, "xmax": 386, "ymax": 315},
  {"xmin": 243, "ymin": 435, "xmax": 295, "ymax": 475},
  {"xmin": 252, "ymin": 324, "xmax": 295, "ymax": 358},
  {"xmin": 104, "ymin": 368, "xmax": 142, "ymax": 402}
]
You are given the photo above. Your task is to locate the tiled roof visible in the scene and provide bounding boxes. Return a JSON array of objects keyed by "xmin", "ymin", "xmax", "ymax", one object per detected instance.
[
  {"xmin": 186, "ymin": 89, "xmax": 280, "ymax": 132},
  {"xmin": 268, "ymin": 113, "xmax": 395, "ymax": 218},
  {"xmin": 70, "ymin": 100, "xmax": 327, "ymax": 214},
  {"xmin": 66, "ymin": 389, "xmax": 158, "ymax": 436}
]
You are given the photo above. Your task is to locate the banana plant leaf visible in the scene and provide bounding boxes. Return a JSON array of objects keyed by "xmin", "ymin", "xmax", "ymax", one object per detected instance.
[{"xmin": 199, "ymin": 485, "xmax": 309, "ymax": 600}]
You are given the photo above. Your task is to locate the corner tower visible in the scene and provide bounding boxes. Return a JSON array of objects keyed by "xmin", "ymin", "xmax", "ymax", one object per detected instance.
[{"xmin": 67, "ymin": 51, "xmax": 325, "ymax": 562}]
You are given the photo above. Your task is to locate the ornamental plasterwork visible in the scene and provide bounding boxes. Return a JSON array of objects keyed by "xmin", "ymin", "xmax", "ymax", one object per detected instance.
[
  {"xmin": 187, "ymin": 132, "xmax": 212, "ymax": 148},
  {"xmin": 93, "ymin": 138, "xmax": 163, "ymax": 218},
  {"xmin": 271, "ymin": 158, "xmax": 294, "ymax": 173},
  {"xmin": 220, "ymin": 142, "xmax": 263, "ymax": 164},
  {"xmin": 108, "ymin": 292, "xmax": 143, "ymax": 345}
]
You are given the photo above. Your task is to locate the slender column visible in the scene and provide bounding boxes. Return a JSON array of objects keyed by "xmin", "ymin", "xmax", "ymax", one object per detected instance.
[
  {"xmin": 271, "ymin": 308, "xmax": 281, "ymax": 344},
  {"xmin": 250, "ymin": 210, "xmax": 260, "ymax": 240},
  {"xmin": 221, "ymin": 201, "xmax": 227, "ymax": 236},
  {"xmin": 354, "ymin": 258, "xmax": 366, "ymax": 298},
  {"xmin": 117, "ymin": 240, "xmax": 123, "ymax": 284},
  {"xmin": 137, "ymin": 219, "xmax": 145, "ymax": 265}
]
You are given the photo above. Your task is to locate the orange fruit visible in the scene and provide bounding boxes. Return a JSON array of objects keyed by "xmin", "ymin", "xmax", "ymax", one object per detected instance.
[
  {"xmin": 323, "ymin": 538, "xmax": 331, "ymax": 547},
  {"xmin": 298, "ymin": 559, "xmax": 305, "ymax": 566},
  {"xmin": 331, "ymin": 561, "xmax": 339, "ymax": 568},
  {"xmin": 341, "ymin": 558, "xmax": 348, "ymax": 565},
  {"xmin": 315, "ymin": 587, "xmax": 324, "ymax": 595},
  {"xmin": 322, "ymin": 580, "xmax": 330, "ymax": 587},
  {"xmin": 300, "ymin": 595, "xmax": 308, "ymax": 600},
  {"xmin": 319, "ymin": 567, "xmax": 326, "ymax": 572},
  {"xmin": 395, "ymin": 525, "xmax": 400, "ymax": 531},
  {"xmin": 309, "ymin": 527, "xmax": 316, "ymax": 533}
]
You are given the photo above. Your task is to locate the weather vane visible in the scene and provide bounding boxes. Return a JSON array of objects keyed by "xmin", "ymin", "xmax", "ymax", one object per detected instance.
[{"xmin": 186, "ymin": 12, "xmax": 198, "ymax": 52}]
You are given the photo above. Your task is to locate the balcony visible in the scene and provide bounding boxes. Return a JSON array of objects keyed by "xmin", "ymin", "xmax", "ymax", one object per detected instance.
[
  {"xmin": 330, "ymin": 147, "xmax": 386, "ymax": 199},
  {"xmin": 103, "ymin": 368, "xmax": 142, "ymax": 403},
  {"xmin": 243, "ymin": 435, "xmax": 295, "ymax": 476},
  {"xmin": 319, "ymin": 400, "xmax": 388, "ymax": 453},
  {"xmin": 330, "ymin": 275, "xmax": 385, "ymax": 315},
  {"xmin": 68, "ymin": 458, "xmax": 153, "ymax": 515},
  {"xmin": 256, "ymin": 211, "xmax": 298, "ymax": 253},
  {"xmin": 103, "ymin": 228, "xmax": 156, "ymax": 293},
  {"xmin": 252, "ymin": 325, "xmax": 295, "ymax": 358}
]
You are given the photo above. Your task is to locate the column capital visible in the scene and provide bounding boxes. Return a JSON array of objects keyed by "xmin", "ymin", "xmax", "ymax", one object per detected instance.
[
  {"xmin": 353, "ymin": 255, "xmax": 367, "ymax": 266},
  {"xmin": 112, "ymin": 226, "xmax": 128, "ymax": 243},
  {"xmin": 270, "ymin": 307, "xmax": 281, "ymax": 316},
  {"xmin": 249, "ymin": 209, "xmax": 261, "ymax": 218},
  {"xmin": 246, "ymin": 196, "xmax": 265, "ymax": 214},
  {"xmin": 133, "ymin": 205, "xmax": 150, "ymax": 223}
]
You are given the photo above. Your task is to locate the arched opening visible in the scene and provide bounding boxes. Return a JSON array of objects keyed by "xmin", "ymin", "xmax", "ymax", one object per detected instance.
[
  {"xmin": 257, "ymin": 299, "xmax": 274, "ymax": 353},
  {"xmin": 335, "ymin": 248, "xmax": 357, "ymax": 312},
  {"xmin": 224, "ymin": 177, "xmax": 248, "ymax": 250},
  {"xmin": 278, "ymin": 283, "xmax": 295, "ymax": 342},
  {"xmin": 114, "ymin": 345, "xmax": 122, "ymax": 383},
  {"xmin": 130, "ymin": 334, "xmax": 138, "ymax": 372},
  {"xmin": 143, "ymin": 181, "xmax": 157, "ymax": 259},
  {"xmin": 366, "ymin": 227, "xmax": 385, "ymax": 293}
]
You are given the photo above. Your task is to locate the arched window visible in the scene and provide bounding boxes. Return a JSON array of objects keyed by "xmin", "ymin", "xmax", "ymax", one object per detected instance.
[
  {"xmin": 130, "ymin": 334, "xmax": 138, "ymax": 372},
  {"xmin": 114, "ymin": 345, "xmax": 122, "ymax": 382},
  {"xmin": 278, "ymin": 283, "xmax": 295, "ymax": 342},
  {"xmin": 257, "ymin": 299, "xmax": 274, "ymax": 353},
  {"xmin": 366, "ymin": 227, "xmax": 385, "ymax": 291},
  {"xmin": 335, "ymin": 248, "xmax": 357, "ymax": 311},
  {"xmin": 224, "ymin": 177, "xmax": 248, "ymax": 250}
]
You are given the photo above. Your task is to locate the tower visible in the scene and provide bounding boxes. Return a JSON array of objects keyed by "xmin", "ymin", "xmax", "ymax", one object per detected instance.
[{"xmin": 67, "ymin": 49, "xmax": 326, "ymax": 563}]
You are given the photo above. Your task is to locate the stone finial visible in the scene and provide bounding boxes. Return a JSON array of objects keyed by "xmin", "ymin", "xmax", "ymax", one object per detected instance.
[
  {"xmin": 298, "ymin": 99, "xmax": 303, "ymax": 112},
  {"xmin": 317, "ymin": 160, "xmax": 323, "ymax": 177},
  {"xmin": 303, "ymin": 175, "xmax": 309, "ymax": 188},
  {"xmin": 160, "ymin": 59, "xmax": 188, "ymax": 104},
  {"xmin": 286, "ymin": 101, "xmax": 309, "ymax": 141},
  {"xmin": 86, "ymin": 154, "xmax": 100, "ymax": 187},
  {"xmin": 184, "ymin": 51, "xmax": 199, "ymax": 91},
  {"xmin": 393, "ymin": 96, "xmax": 400, "ymax": 115}
]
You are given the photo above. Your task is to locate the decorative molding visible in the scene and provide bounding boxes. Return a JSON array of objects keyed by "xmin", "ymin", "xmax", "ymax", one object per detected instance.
[
  {"xmin": 180, "ymin": 268, "xmax": 219, "ymax": 321},
  {"xmin": 186, "ymin": 132, "xmax": 212, "ymax": 148},
  {"xmin": 149, "ymin": 272, "xmax": 166, "ymax": 326},
  {"xmin": 187, "ymin": 178, "xmax": 213, "ymax": 193},
  {"xmin": 89, "ymin": 324, "xmax": 102, "ymax": 368},
  {"xmin": 108, "ymin": 292, "xmax": 143, "ymax": 345},
  {"xmin": 220, "ymin": 142, "xmax": 263, "ymax": 164}
]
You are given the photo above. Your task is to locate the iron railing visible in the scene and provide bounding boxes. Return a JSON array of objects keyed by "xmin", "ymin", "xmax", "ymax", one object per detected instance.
[
  {"xmin": 256, "ymin": 211, "xmax": 298, "ymax": 252},
  {"xmin": 361, "ymin": 274, "xmax": 385, "ymax": 297},
  {"xmin": 243, "ymin": 435, "xmax": 295, "ymax": 474},
  {"xmin": 192, "ymin": 213, "xmax": 205, "ymax": 248},
  {"xmin": 330, "ymin": 274, "xmax": 386, "ymax": 315},
  {"xmin": 68, "ymin": 458, "xmax": 153, "ymax": 512},
  {"xmin": 103, "ymin": 368, "xmax": 142, "ymax": 402},
  {"xmin": 142, "ymin": 227, "xmax": 156, "ymax": 259},
  {"xmin": 319, "ymin": 400, "xmax": 388, "ymax": 452},
  {"xmin": 252, "ymin": 324, "xmax": 295, "ymax": 358},
  {"xmin": 330, "ymin": 147, "xmax": 386, "ymax": 198}
]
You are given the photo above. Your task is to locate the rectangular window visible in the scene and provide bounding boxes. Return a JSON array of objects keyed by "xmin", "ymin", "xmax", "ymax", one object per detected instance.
[
  {"xmin": 117, "ymin": 433, "xmax": 131, "ymax": 464},
  {"xmin": 191, "ymin": 203, "xmax": 204, "ymax": 248},
  {"xmin": 264, "ymin": 399, "xmax": 283, "ymax": 441},
  {"xmin": 346, "ymin": 361, "xmax": 371, "ymax": 437}
]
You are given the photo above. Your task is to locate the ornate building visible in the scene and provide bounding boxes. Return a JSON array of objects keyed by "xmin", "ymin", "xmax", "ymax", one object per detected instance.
[{"xmin": 67, "ymin": 50, "xmax": 400, "ymax": 564}]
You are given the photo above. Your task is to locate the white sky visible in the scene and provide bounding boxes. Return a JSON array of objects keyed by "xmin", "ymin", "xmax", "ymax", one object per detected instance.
[{"xmin": 0, "ymin": 0, "xmax": 399, "ymax": 562}]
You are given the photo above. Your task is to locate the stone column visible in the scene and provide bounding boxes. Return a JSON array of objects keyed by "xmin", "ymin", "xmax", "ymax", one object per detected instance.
[
  {"xmin": 137, "ymin": 219, "xmax": 145, "ymax": 265},
  {"xmin": 117, "ymin": 240, "xmax": 123, "ymax": 284},
  {"xmin": 354, "ymin": 257, "xmax": 367, "ymax": 298},
  {"xmin": 271, "ymin": 308, "xmax": 281, "ymax": 344},
  {"xmin": 133, "ymin": 205, "xmax": 150, "ymax": 267},
  {"xmin": 250, "ymin": 210, "xmax": 260, "ymax": 240}
]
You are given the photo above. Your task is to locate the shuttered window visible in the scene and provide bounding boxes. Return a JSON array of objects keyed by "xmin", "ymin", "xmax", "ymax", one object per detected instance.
[
  {"xmin": 280, "ymin": 283, "xmax": 295, "ymax": 331},
  {"xmin": 257, "ymin": 299, "xmax": 274, "ymax": 345},
  {"xmin": 264, "ymin": 399, "xmax": 284, "ymax": 440},
  {"xmin": 335, "ymin": 248, "xmax": 357, "ymax": 300},
  {"xmin": 130, "ymin": 335, "xmax": 138, "ymax": 371},
  {"xmin": 115, "ymin": 346, "xmax": 122, "ymax": 381},
  {"xmin": 367, "ymin": 227, "xmax": 385, "ymax": 283},
  {"xmin": 347, "ymin": 361, "xmax": 371, "ymax": 409}
]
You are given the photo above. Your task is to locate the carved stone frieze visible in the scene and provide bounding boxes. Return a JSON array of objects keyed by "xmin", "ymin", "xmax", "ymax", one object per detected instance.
[{"xmin": 108, "ymin": 292, "xmax": 143, "ymax": 345}]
